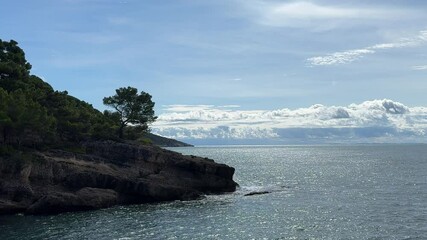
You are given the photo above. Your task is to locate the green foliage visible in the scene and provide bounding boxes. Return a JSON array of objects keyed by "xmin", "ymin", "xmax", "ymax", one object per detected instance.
[
  {"xmin": 0, "ymin": 39, "xmax": 157, "ymax": 152},
  {"xmin": 44, "ymin": 92, "xmax": 108, "ymax": 142},
  {"xmin": 103, "ymin": 86, "xmax": 157, "ymax": 138},
  {"xmin": 0, "ymin": 144, "xmax": 15, "ymax": 156},
  {"xmin": 0, "ymin": 39, "xmax": 118, "ymax": 150},
  {"xmin": 0, "ymin": 39, "xmax": 32, "ymax": 91},
  {"xmin": 122, "ymin": 125, "xmax": 146, "ymax": 140},
  {"xmin": 137, "ymin": 137, "xmax": 153, "ymax": 145},
  {"xmin": 0, "ymin": 88, "xmax": 12, "ymax": 134},
  {"xmin": 0, "ymin": 39, "xmax": 52, "ymax": 147},
  {"xmin": 0, "ymin": 87, "xmax": 56, "ymax": 146}
]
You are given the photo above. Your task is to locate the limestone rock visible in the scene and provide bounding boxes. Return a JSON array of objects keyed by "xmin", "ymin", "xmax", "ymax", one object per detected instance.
[{"xmin": 0, "ymin": 141, "xmax": 237, "ymax": 215}]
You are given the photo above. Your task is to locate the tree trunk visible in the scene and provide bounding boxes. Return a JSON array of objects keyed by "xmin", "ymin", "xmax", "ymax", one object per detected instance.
[
  {"xmin": 118, "ymin": 123, "xmax": 125, "ymax": 139},
  {"xmin": 3, "ymin": 127, "xmax": 8, "ymax": 144}
]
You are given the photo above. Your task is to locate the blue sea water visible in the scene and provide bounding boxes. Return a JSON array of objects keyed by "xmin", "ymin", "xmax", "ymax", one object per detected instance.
[{"xmin": 1, "ymin": 144, "xmax": 426, "ymax": 239}]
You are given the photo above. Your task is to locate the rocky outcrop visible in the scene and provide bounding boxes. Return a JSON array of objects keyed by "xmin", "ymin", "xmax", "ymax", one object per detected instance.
[
  {"xmin": 142, "ymin": 132, "xmax": 194, "ymax": 147},
  {"xmin": 0, "ymin": 141, "xmax": 237, "ymax": 215},
  {"xmin": 244, "ymin": 191, "xmax": 271, "ymax": 196}
]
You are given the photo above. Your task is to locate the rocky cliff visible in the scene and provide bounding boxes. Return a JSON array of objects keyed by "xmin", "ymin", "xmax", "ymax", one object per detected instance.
[{"xmin": 0, "ymin": 141, "xmax": 237, "ymax": 215}]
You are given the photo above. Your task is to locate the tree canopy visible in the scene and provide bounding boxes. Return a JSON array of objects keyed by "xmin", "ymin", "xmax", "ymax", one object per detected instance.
[
  {"xmin": 1, "ymin": 39, "xmax": 149, "ymax": 149},
  {"xmin": 103, "ymin": 87, "xmax": 157, "ymax": 139},
  {"xmin": 0, "ymin": 39, "xmax": 158, "ymax": 150},
  {"xmin": 0, "ymin": 39, "xmax": 32, "ymax": 93}
]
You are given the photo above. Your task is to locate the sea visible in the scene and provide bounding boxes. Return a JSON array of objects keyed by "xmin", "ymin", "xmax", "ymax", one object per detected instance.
[{"xmin": 0, "ymin": 144, "xmax": 426, "ymax": 239}]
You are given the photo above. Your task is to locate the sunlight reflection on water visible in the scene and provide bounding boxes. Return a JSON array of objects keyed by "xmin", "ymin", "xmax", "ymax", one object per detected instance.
[{"xmin": 1, "ymin": 145, "xmax": 426, "ymax": 239}]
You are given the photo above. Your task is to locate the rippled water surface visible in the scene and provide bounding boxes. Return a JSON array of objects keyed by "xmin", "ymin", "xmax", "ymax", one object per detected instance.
[{"xmin": 1, "ymin": 145, "xmax": 427, "ymax": 239}]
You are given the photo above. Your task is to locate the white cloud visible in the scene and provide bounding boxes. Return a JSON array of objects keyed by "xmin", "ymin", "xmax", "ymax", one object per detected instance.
[
  {"xmin": 152, "ymin": 99, "xmax": 427, "ymax": 143},
  {"xmin": 162, "ymin": 105, "xmax": 216, "ymax": 112},
  {"xmin": 264, "ymin": 2, "xmax": 389, "ymax": 21},
  {"xmin": 239, "ymin": 1, "xmax": 414, "ymax": 29},
  {"xmin": 308, "ymin": 49, "xmax": 375, "ymax": 66},
  {"xmin": 412, "ymin": 65, "xmax": 427, "ymax": 70},
  {"xmin": 308, "ymin": 29, "xmax": 427, "ymax": 66},
  {"xmin": 220, "ymin": 105, "xmax": 240, "ymax": 108}
]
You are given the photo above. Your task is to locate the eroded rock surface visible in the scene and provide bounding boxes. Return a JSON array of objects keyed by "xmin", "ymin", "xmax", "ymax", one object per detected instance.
[{"xmin": 0, "ymin": 141, "xmax": 237, "ymax": 215}]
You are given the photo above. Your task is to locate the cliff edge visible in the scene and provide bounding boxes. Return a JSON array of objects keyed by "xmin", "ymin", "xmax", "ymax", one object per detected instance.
[
  {"xmin": 0, "ymin": 141, "xmax": 237, "ymax": 215},
  {"xmin": 142, "ymin": 132, "xmax": 193, "ymax": 147}
]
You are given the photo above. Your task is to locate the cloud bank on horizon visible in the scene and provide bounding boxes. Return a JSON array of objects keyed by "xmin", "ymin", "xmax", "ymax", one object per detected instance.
[{"xmin": 152, "ymin": 99, "xmax": 427, "ymax": 144}]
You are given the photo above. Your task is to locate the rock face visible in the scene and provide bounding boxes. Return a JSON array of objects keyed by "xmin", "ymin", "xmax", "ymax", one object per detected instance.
[{"xmin": 0, "ymin": 141, "xmax": 237, "ymax": 215}]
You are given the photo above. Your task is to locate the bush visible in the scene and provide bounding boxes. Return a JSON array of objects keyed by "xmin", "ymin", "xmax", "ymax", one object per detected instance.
[{"xmin": 0, "ymin": 145, "xmax": 16, "ymax": 156}]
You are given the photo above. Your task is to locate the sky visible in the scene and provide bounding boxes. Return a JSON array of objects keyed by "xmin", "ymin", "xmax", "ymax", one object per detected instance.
[{"xmin": 1, "ymin": 0, "xmax": 427, "ymax": 144}]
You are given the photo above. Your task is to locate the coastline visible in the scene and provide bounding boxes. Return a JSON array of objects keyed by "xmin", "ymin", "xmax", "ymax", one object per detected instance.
[{"xmin": 0, "ymin": 140, "xmax": 237, "ymax": 215}]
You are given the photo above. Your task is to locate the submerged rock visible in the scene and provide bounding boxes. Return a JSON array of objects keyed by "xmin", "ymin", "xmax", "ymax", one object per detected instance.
[
  {"xmin": 0, "ymin": 141, "xmax": 237, "ymax": 215},
  {"xmin": 244, "ymin": 191, "xmax": 271, "ymax": 196}
]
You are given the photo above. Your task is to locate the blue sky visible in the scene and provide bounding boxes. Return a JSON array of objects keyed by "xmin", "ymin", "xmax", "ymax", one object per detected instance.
[{"xmin": 2, "ymin": 0, "xmax": 427, "ymax": 144}]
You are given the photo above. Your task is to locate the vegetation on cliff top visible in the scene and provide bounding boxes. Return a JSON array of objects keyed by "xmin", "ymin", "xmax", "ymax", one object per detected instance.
[
  {"xmin": 0, "ymin": 39, "xmax": 157, "ymax": 151},
  {"xmin": 103, "ymin": 87, "xmax": 157, "ymax": 139}
]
